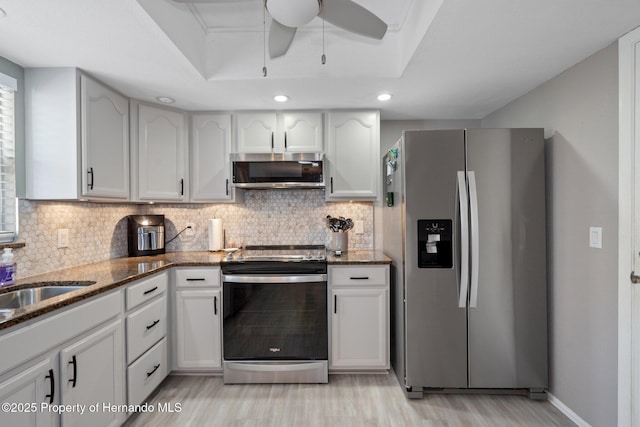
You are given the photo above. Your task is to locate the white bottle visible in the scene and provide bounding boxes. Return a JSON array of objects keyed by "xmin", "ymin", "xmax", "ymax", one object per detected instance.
[{"xmin": 0, "ymin": 248, "xmax": 16, "ymax": 287}]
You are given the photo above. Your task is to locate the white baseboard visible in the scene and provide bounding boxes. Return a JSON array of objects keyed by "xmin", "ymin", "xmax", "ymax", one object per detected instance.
[{"xmin": 547, "ymin": 392, "xmax": 591, "ymax": 427}]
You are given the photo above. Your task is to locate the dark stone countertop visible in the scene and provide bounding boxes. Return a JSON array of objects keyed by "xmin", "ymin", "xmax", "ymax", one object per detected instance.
[{"xmin": 0, "ymin": 250, "xmax": 390, "ymax": 331}]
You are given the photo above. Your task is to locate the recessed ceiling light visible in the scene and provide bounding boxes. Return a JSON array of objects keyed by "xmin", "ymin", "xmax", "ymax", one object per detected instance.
[
  {"xmin": 274, "ymin": 95, "xmax": 289, "ymax": 102},
  {"xmin": 377, "ymin": 93, "xmax": 392, "ymax": 101},
  {"xmin": 155, "ymin": 96, "xmax": 175, "ymax": 104}
]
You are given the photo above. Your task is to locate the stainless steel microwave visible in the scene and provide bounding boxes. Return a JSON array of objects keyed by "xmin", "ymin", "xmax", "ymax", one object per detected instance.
[{"xmin": 231, "ymin": 153, "xmax": 325, "ymax": 189}]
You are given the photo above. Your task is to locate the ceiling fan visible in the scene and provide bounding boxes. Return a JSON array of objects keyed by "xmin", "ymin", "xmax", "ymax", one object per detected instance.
[{"xmin": 173, "ymin": 0, "xmax": 388, "ymax": 59}]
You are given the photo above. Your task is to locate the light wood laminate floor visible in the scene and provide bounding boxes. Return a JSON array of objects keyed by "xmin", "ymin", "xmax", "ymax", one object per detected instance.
[{"xmin": 123, "ymin": 373, "xmax": 575, "ymax": 427}]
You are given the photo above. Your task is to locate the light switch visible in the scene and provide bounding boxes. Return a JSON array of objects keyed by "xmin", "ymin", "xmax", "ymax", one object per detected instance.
[
  {"xmin": 57, "ymin": 229, "xmax": 69, "ymax": 249},
  {"xmin": 589, "ymin": 227, "xmax": 602, "ymax": 249}
]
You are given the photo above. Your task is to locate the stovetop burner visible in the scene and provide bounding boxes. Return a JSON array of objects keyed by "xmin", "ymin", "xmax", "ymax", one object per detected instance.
[
  {"xmin": 227, "ymin": 245, "xmax": 327, "ymax": 262},
  {"xmin": 221, "ymin": 245, "xmax": 327, "ymax": 274}
]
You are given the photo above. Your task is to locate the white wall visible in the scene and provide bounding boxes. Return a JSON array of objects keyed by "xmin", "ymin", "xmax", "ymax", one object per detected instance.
[{"xmin": 482, "ymin": 42, "xmax": 619, "ymax": 427}]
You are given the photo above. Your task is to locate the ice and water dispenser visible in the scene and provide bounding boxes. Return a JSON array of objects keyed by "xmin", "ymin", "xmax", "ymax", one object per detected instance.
[{"xmin": 417, "ymin": 219, "xmax": 453, "ymax": 268}]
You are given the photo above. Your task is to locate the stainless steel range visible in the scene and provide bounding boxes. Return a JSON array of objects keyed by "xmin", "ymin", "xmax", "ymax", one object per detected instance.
[{"xmin": 221, "ymin": 245, "xmax": 328, "ymax": 384}]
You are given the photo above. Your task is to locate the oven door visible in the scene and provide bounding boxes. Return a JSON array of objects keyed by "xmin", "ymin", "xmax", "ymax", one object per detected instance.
[{"xmin": 222, "ymin": 274, "xmax": 328, "ymax": 361}]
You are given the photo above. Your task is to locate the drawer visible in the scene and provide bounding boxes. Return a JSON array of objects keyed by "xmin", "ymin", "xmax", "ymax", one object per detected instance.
[
  {"xmin": 126, "ymin": 296, "xmax": 167, "ymax": 363},
  {"xmin": 329, "ymin": 266, "xmax": 388, "ymax": 286},
  {"xmin": 126, "ymin": 272, "xmax": 168, "ymax": 311},
  {"xmin": 127, "ymin": 337, "xmax": 167, "ymax": 407},
  {"xmin": 174, "ymin": 267, "xmax": 220, "ymax": 288}
]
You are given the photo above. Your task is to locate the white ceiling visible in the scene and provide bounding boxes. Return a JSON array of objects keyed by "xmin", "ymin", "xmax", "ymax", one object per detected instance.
[{"xmin": 0, "ymin": 0, "xmax": 639, "ymax": 119}]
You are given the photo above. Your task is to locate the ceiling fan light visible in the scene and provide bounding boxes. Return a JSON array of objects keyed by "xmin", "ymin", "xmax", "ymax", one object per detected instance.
[{"xmin": 267, "ymin": 0, "xmax": 320, "ymax": 27}]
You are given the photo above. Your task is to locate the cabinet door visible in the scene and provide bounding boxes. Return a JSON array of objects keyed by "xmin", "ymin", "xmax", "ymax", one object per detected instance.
[
  {"xmin": 138, "ymin": 104, "xmax": 188, "ymax": 201},
  {"xmin": 331, "ymin": 288, "xmax": 389, "ymax": 369},
  {"xmin": 0, "ymin": 357, "xmax": 55, "ymax": 427},
  {"xmin": 191, "ymin": 113, "xmax": 233, "ymax": 201},
  {"xmin": 175, "ymin": 289, "xmax": 222, "ymax": 369},
  {"xmin": 282, "ymin": 112, "xmax": 323, "ymax": 152},
  {"xmin": 81, "ymin": 75, "xmax": 129, "ymax": 199},
  {"xmin": 326, "ymin": 111, "xmax": 379, "ymax": 200},
  {"xmin": 235, "ymin": 113, "xmax": 277, "ymax": 153},
  {"xmin": 60, "ymin": 320, "xmax": 125, "ymax": 427}
]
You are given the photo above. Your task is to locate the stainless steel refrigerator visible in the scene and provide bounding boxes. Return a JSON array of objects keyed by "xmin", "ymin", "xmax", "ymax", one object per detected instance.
[{"xmin": 382, "ymin": 129, "xmax": 548, "ymax": 398}]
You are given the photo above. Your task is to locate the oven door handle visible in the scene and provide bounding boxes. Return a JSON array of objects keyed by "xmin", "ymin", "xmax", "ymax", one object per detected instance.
[{"xmin": 222, "ymin": 274, "xmax": 327, "ymax": 283}]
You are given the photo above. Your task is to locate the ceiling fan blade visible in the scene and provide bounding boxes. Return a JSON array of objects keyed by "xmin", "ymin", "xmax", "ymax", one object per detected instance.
[
  {"xmin": 269, "ymin": 19, "xmax": 298, "ymax": 59},
  {"xmin": 321, "ymin": 0, "xmax": 387, "ymax": 40},
  {"xmin": 172, "ymin": 0, "xmax": 249, "ymax": 3}
]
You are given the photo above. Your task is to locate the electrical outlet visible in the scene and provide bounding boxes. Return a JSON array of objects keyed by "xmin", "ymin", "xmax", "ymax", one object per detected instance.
[
  {"xmin": 57, "ymin": 229, "xmax": 69, "ymax": 248},
  {"xmin": 185, "ymin": 222, "xmax": 196, "ymax": 237},
  {"xmin": 355, "ymin": 220, "xmax": 364, "ymax": 235}
]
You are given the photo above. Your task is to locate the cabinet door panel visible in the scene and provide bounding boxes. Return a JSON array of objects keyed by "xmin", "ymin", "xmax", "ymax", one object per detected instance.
[
  {"xmin": 191, "ymin": 114, "xmax": 232, "ymax": 201},
  {"xmin": 283, "ymin": 112, "xmax": 323, "ymax": 152},
  {"xmin": 138, "ymin": 105, "xmax": 187, "ymax": 201},
  {"xmin": 331, "ymin": 288, "xmax": 388, "ymax": 369},
  {"xmin": 326, "ymin": 111, "xmax": 379, "ymax": 200},
  {"xmin": 81, "ymin": 75, "xmax": 129, "ymax": 199},
  {"xmin": 175, "ymin": 289, "xmax": 222, "ymax": 369},
  {"xmin": 235, "ymin": 113, "xmax": 276, "ymax": 153},
  {"xmin": 60, "ymin": 320, "xmax": 124, "ymax": 427},
  {"xmin": 0, "ymin": 358, "xmax": 55, "ymax": 427}
]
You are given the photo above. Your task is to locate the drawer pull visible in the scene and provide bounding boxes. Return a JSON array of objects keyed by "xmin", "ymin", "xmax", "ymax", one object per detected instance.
[
  {"xmin": 186, "ymin": 278, "xmax": 206, "ymax": 282},
  {"xmin": 143, "ymin": 286, "xmax": 158, "ymax": 295},
  {"xmin": 350, "ymin": 276, "xmax": 370, "ymax": 280},
  {"xmin": 147, "ymin": 363, "xmax": 161, "ymax": 378},
  {"xmin": 68, "ymin": 355, "xmax": 77, "ymax": 388},
  {"xmin": 146, "ymin": 319, "xmax": 160, "ymax": 330},
  {"xmin": 45, "ymin": 369, "xmax": 55, "ymax": 404}
]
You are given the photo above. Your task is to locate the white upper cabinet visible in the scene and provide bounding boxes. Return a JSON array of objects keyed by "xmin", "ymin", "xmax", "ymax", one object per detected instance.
[
  {"xmin": 326, "ymin": 111, "xmax": 380, "ymax": 200},
  {"xmin": 81, "ymin": 75, "xmax": 129, "ymax": 199},
  {"xmin": 234, "ymin": 111, "xmax": 323, "ymax": 153},
  {"xmin": 133, "ymin": 102, "xmax": 188, "ymax": 202},
  {"xmin": 234, "ymin": 112, "xmax": 277, "ymax": 153},
  {"xmin": 190, "ymin": 113, "xmax": 234, "ymax": 202},
  {"xmin": 25, "ymin": 68, "xmax": 129, "ymax": 200},
  {"xmin": 281, "ymin": 112, "xmax": 323, "ymax": 153}
]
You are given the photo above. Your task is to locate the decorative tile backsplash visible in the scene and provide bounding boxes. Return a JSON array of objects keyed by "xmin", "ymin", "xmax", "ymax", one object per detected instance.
[{"xmin": 14, "ymin": 190, "xmax": 374, "ymax": 279}]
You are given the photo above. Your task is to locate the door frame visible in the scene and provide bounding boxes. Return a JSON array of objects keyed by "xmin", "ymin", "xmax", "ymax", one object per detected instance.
[{"xmin": 618, "ymin": 26, "xmax": 640, "ymax": 427}]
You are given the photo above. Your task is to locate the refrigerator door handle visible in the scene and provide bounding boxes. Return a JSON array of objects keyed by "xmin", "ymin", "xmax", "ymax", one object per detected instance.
[
  {"xmin": 468, "ymin": 171, "xmax": 480, "ymax": 308},
  {"xmin": 457, "ymin": 171, "xmax": 469, "ymax": 308}
]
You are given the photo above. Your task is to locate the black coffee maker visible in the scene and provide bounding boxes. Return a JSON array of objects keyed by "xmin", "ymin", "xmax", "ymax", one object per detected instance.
[{"xmin": 127, "ymin": 215, "xmax": 165, "ymax": 257}]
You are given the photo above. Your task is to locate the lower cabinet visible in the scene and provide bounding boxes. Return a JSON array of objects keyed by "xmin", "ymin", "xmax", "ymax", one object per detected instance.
[
  {"xmin": 0, "ymin": 291, "xmax": 125, "ymax": 427},
  {"xmin": 60, "ymin": 320, "xmax": 125, "ymax": 427},
  {"xmin": 124, "ymin": 272, "xmax": 169, "ymax": 407},
  {"xmin": 0, "ymin": 357, "xmax": 56, "ymax": 427},
  {"xmin": 127, "ymin": 338, "xmax": 167, "ymax": 408},
  {"xmin": 173, "ymin": 268, "xmax": 222, "ymax": 371},
  {"xmin": 329, "ymin": 265, "xmax": 390, "ymax": 371}
]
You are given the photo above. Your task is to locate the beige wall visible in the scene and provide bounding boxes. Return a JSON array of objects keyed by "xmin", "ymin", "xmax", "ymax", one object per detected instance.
[{"xmin": 482, "ymin": 42, "xmax": 619, "ymax": 427}]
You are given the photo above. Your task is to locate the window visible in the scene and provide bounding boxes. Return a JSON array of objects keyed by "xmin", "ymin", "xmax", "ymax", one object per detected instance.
[{"xmin": 0, "ymin": 73, "xmax": 17, "ymax": 243}]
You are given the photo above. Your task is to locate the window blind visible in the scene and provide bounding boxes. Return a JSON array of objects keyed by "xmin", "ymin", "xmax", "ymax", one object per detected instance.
[{"xmin": 0, "ymin": 81, "xmax": 17, "ymax": 243}]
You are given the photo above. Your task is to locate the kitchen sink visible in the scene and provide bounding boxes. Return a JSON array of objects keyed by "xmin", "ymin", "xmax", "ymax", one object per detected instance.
[{"xmin": 0, "ymin": 282, "xmax": 95, "ymax": 310}]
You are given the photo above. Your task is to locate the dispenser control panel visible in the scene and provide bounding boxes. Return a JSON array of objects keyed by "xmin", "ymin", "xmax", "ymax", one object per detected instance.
[{"xmin": 417, "ymin": 219, "xmax": 453, "ymax": 268}]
